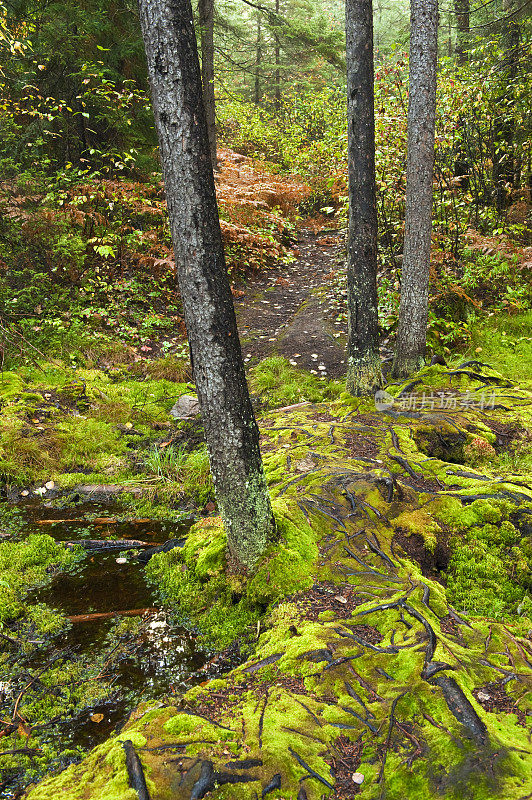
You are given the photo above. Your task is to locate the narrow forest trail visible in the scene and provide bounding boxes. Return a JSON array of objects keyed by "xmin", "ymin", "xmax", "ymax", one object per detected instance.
[{"xmin": 235, "ymin": 228, "xmax": 348, "ymax": 379}]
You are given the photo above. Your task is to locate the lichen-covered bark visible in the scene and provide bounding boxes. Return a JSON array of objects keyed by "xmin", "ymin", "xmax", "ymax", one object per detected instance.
[
  {"xmin": 29, "ymin": 363, "xmax": 532, "ymax": 800},
  {"xmin": 392, "ymin": 0, "xmax": 438, "ymax": 378},
  {"xmin": 345, "ymin": 0, "xmax": 382, "ymax": 397},
  {"xmin": 137, "ymin": 0, "xmax": 275, "ymax": 572}
]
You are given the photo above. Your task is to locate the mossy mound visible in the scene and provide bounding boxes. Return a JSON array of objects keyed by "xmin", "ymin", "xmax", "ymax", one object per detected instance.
[{"xmin": 25, "ymin": 362, "xmax": 532, "ymax": 799}]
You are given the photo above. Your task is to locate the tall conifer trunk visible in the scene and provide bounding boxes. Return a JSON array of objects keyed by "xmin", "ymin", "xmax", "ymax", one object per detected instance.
[
  {"xmin": 345, "ymin": 0, "xmax": 382, "ymax": 396},
  {"xmin": 274, "ymin": 0, "xmax": 281, "ymax": 109},
  {"xmin": 392, "ymin": 0, "xmax": 438, "ymax": 378},
  {"xmin": 137, "ymin": 0, "xmax": 276, "ymax": 573},
  {"xmin": 198, "ymin": 0, "xmax": 217, "ymax": 169},
  {"xmin": 455, "ymin": 0, "xmax": 470, "ymax": 64},
  {"xmin": 254, "ymin": 14, "xmax": 262, "ymax": 105}
]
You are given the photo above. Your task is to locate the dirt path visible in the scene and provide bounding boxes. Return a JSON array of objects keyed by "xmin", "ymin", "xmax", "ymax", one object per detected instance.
[{"xmin": 235, "ymin": 228, "xmax": 348, "ymax": 379}]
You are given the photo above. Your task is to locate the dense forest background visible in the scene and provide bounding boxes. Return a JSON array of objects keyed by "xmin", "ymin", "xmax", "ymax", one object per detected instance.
[
  {"xmin": 0, "ymin": 0, "xmax": 530, "ymax": 371},
  {"xmin": 1, "ymin": 3, "xmax": 532, "ymax": 797}
]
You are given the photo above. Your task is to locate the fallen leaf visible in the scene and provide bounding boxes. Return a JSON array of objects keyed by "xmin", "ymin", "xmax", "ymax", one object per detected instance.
[{"xmin": 90, "ymin": 713, "xmax": 104, "ymax": 723}]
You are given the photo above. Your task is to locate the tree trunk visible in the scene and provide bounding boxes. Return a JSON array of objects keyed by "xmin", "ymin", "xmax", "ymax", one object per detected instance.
[
  {"xmin": 492, "ymin": 0, "xmax": 520, "ymax": 211},
  {"xmin": 455, "ymin": 0, "xmax": 470, "ymax": 64},
  {"xmin": 274, "ymin": 0, "xmax": 281, "ymax": 110},
  {"xmin": 198, "ymin": 0, "xmax": 217, "ymax": 170},
  {"xmin": 392, "ymin": 0, "xmax": 438, "ymax": 379},
  {"xmin": 345, "ymin": 0, "xmax": 382, "ymax": 396},
  {"xmin": 255, "ymin": 13, "xmax": 262, "ymax": 106},
  {"xmin": 137, "ymin": 0, "xmax": 276, "ymax": 573}
]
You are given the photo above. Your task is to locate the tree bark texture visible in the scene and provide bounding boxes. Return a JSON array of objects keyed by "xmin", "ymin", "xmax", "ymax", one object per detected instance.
[
  {"xmin": 392, "ymin": 0, "xmax": 438, "ymax": 378},
  {"xmin": 454, "ymin": 0, "xmax": 470, "ymax": 64},
  {"xmin": 137, "ymin": 0, "xmax": 276, "ymax": 573},
  {"xmin": 198, "ymin": 0, "xmax": 217, "ymax": 169},
  {"xmin": 254, "ymin": 13, "xmax": 262, "ymax": 106},
  {"xmin": 345, "ymin": 0, "xmax": 382, "ymax": 396},
  {"xmin": 274, "ymin": 0, "xmax": 281, "ymax": 109},
  {"xmin": 493, "ymin": 0, "xmax": 520, "ymax": 210}
]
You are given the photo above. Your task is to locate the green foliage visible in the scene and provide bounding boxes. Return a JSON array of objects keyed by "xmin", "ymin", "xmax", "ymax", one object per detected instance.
[
  {"xmin": 141, "ymin": 443, "xmax": 212, "ymax": 506},
  {"xmin": 467, "ymin": 311, "xmax": 532, "ymax": 388}
]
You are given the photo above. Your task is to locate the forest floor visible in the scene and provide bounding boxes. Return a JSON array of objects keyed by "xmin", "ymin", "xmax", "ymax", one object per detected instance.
[
  {"xmin": 1, "ymin": 154, "xmax": 532, "ymax": 799},
  {"xmin": 235, "ymin": 228, "xmax": 348, "ymax": 379},
  {"xmin": 21, "ymin": 358, "xmax": 532, "ymax": 800}
]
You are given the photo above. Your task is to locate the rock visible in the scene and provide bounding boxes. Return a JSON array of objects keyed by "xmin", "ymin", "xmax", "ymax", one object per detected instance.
[
  {"xmin": 170, "ymin": 394, "xmax": 201, "ymax": 420},
  {"xmin": 295, "ymin": 455, "xmax": 315, "ymax": 473}
]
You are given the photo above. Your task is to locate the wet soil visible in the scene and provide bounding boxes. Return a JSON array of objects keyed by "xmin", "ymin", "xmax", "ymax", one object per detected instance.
[
  {"xmin": 392, "ymin": 527, "xmax": 451, "ymax": 583},
  {"xmin": 472, "ymin": 681, "xmax": 528, "ymax": 727},
  {"xmin": 235, "ymin": 229, "xmax": 348, "ymax": 379}
]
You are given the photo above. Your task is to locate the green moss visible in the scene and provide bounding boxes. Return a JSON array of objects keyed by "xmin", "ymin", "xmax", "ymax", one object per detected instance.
[
  {"xmin": 0, "ymin": 370, "xmax": 26, "ymax": 399},
  {"xmin": 14, "ymin": 360, "xmax": 532, "ymax": 799},
  {"xmin": 147, "ymin": 501, "xmax": 321, "ymax": 648},
  {"xmin": 164, "ymin": 714, "xmax": 234, "ymax": 741},
  {"xmin": 467, "ymin": 311, "xmax": 532, "ymax": 389},
  {"xmin": 248, "ymin": 356, "xmax": 342, "ymax": 409},
  {"xmin": 0, "ymin": 534, "xmax": 83, "ymax": 624},
  {"xmin": 54, "ymin": 417, "xmax": 126, "ymax": 469}
]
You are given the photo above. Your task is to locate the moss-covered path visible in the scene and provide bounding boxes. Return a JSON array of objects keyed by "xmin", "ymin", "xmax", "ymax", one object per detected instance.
[{"xmin": 25, "ymin": 362, "xmax": 532, "ymax": 800}]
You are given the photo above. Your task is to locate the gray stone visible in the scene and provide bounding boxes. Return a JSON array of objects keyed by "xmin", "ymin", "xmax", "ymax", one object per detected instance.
[{"xmin": 170, "ymin": 394, "xmax": 201, "ymax": 420}]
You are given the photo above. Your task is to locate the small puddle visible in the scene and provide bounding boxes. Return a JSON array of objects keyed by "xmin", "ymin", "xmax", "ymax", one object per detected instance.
[{"xmin": 2, "ymin": 502, "xmax": 207, "ymax": 795}]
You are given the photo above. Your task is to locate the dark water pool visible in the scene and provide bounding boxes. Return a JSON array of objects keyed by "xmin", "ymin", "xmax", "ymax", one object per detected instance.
[{"xmin": 1, "ymin": 503, "xmax": 206, "ymax": 795}]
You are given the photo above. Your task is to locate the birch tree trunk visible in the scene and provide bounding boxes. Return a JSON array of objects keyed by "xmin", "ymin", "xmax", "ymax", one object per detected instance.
[
  {"xmin": 198, "ymin": 0, "xmax": 217, "ymax": 169},
  {"xmin": 345, "ymin": 0, "xmax": 382, "ymax": 396},
  {"xmin": 137, "ymin": 0, "xmax": 276, "ymax": 573},
  {"xmin": 392, "ymin": 0, "xmax": 438, "ymax": 378}
]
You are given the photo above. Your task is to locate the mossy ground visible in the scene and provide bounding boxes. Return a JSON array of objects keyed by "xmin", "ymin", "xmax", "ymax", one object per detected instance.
[
  {"xmin": 23, "ymin": 359, "xmax": 532, "ymax": 800},
  {"xmin": 465, "ymin": 311, "xmax": 532, "ymax": 390}
]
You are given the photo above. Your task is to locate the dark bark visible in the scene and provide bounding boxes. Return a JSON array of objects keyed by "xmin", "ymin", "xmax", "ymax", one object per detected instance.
[
  {"xmin": 345, "ymin": 0, "xmax": 382, "ymax": 396},
  {"xmin": 255, "ymin": 13, "xmax": 262, "ymax": 106},
  {"xmin": 392, "ymin": 0, "xmax": 438, "ymax": 378},
  {"xmin": 492, "ymin": 0, "xmax": 520, "ymax": 210},
  {"xmin": 454, "ymin": 0, "xmax": 470, "ymax": 64},
  {"xmin": 274, "ymin": 0, "xmax": 281, "ymax": 110},
  {"xmin": 198, "ymin": 0, "xmax": 217, "ymax": 169},
  {"xmin": 137, "ymin": 0, "xmax": 276, "ymax": 573}
]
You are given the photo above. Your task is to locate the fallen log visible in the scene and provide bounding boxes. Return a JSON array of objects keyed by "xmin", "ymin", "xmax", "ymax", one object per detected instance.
[
  {"xmin": 67, "ymin": 608, "xmax": 157, "ymax": 624},
  {"xmin": 36, "ymin": 517, "xmax": 153, "ymax": 525},
  {"xmin": 64, "ymin": 539, "xmax": 152, "ymax": 550}
]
